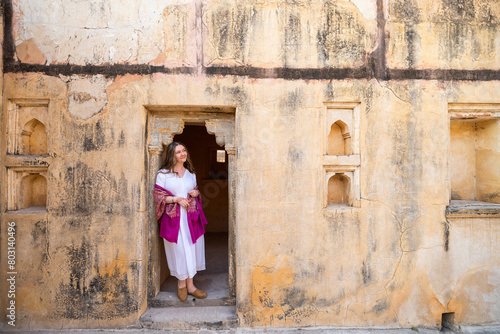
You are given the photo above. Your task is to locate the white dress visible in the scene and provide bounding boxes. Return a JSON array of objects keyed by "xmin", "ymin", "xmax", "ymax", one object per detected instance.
[{"xmin": 156, "ymin": 169, "xmax": 205, "ymax": 280}]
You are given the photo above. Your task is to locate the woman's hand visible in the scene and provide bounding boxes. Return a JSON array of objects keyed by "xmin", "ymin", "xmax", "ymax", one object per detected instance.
[
  {"xmin": 174, "ymin": 197, "xmax": 190, "ymax": 208},
  {"xmin": 188, "ymin": 190, "xmax": 199, "ymax": 198}
]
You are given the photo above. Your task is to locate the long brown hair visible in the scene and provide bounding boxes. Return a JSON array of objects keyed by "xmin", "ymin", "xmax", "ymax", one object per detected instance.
[{"xmin": 159, "ymin": 141, "xmax": 196, "ymax": 175}]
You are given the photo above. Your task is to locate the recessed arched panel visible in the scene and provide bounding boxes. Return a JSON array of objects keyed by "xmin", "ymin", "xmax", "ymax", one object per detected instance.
[
  {"xmin": 327, "ymin": 120, "xmax": 350, "ymax": 155},
  {"xmin": 20, "ymin": 174, "xmax": 47, "ymax": 209},
  {"xmin": 22, "ymin": 118, "xmax": 48, "ymax": 155},
  {"xmin": 327, "ymin": 173, "xmax": 351, "ymax": 206}
]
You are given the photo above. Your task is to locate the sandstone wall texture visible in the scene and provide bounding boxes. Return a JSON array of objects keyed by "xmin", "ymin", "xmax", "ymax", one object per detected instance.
[{"xmin": 1, "ymin": 0, "xmax": 499, "ymax": 330}]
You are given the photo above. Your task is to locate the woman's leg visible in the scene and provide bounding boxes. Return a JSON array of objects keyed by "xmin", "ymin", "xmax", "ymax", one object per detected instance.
[
  {"xmin": 178, "ymin": 279, "xmax": 187, "ymax": 288},
  {"xmin": 186, "ymin": 277, "xmax": 207, "ymax": 298},
  {"xmin": 186, "ymin": 277, "xmax": 196, "ymax": 293}
]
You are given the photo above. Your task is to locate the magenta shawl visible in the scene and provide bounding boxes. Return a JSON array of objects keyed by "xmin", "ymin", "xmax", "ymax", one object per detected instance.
[{"xmin": 154, "ymin": 184, "xmax": 208, "ymax": 244}]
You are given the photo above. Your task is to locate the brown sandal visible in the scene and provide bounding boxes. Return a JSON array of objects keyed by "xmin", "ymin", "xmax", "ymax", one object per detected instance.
[
  {"xmin": 177, "ymin": 286, "xmax": 187, "ymax": 302},
  {"xmin": 188, "ymin": 288, "xmax": 207, "ymax": 299}
]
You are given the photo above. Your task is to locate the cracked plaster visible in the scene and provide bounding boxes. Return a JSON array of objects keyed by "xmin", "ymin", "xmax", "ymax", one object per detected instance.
[{"xmin": 2, "ymin": 0, "xmax": 500, "ymax": 331}]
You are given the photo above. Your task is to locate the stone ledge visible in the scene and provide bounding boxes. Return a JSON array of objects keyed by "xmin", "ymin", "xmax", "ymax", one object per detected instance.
[
  {"xmin": 4, "ymin": 155, "xmax": 52, "ymax": 167},
  {"xmin": 446, "ymin": 200, "xmax": 500, "ymax": 218},
  {"xmin": 6, "ymin": 206, "xmax": 48, "ymax": 214},
  {"xmin": 139, "ymin": 305, "xmax": 238, "ymax": 330},
  {"xmin": 322, "ymin": 154, "xmax": 360, "ymax": 166}
]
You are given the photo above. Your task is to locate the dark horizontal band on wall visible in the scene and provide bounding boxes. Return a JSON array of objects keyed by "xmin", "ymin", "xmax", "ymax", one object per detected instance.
[
  {"xmin": 4, "ymin": 62, "xmax": 500, "ymax": 81},
  {"xmin": 387, "ymin": 68, "xmax": 500, "ymax": 81},
  {"xmin": 4, "ymin": 0, "xmax": 500, "ymax": 82},
  {"xmin": 204, "ymin": 66, "xmax": 371, "ymax": 80},
  {"xmin": 3, "ymin": 62, "xmax": 197, "ymax": 77}
]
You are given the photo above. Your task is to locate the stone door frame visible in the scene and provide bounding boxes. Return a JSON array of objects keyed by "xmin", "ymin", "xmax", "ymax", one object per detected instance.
[{"xmin": 145, "ymin": 105, "xmax": 236, "ymax": 302}]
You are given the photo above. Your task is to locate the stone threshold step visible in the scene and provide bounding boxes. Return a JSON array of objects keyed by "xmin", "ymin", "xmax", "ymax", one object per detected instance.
[
  {"xmin": 150, "ymin": 291, "xmax": 235, "ymax": 308},
  {"xmin": 139, "ymin": 305, "xmax": 238, "ymax": 330}
]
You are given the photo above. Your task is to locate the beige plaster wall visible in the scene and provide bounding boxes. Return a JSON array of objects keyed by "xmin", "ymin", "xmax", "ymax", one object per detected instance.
[
  {"xmin": 476, "ymin": 119, "xmax": 500, "ymax": 203},
  {"xmin": 387, "ymin": 0, "xmax": 500, "ymax": 69},
  {"xmin": 2, "ymin": 72, "xmax": 500, "ymax": 331},
  {"xmin": 439, "ymin": 216, "xmax": 500, "ymax": 325},
  {"xmin": 1, "ymin": 73, "xmax": 150, "ymax": 328},
  {"xmin": 1, "ymin": 0, "xmax": 499, "ymax": 330},
  {"xmin": 450, "ymin": 121, "xmax": 476, "ymax": 200}
]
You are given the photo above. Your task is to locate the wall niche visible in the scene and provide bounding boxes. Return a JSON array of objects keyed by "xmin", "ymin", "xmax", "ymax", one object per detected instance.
[
  {"xmin": 5, "ymin": 99, "xmax": 51, "ymax": 214},
  {"xmin": 449, "ymin": 103, "xmax": 500, "ymax": 205},
  {"xmin": 328, "ymin": 120, "xmax": 351, "ymax": 155},
  {"xmin": 327, "ymin": 173, "xmax": 351, "ymax": 206},
  {"xmin": 22, "ymin": 118, "xmax": 48, "ymax": 155},
  {"xmin": 21, "ymin": 174, "xmax": 47, "ymax": 208},
  {"xmin": 7, "ymin": 99, "xmax": 49, "ymax": 155},
  {"xmin": 322, "ymin": 102, "xmax": 361, "ymax": 209},
  {"xmin": 7, "ymin": 167, "xmax": 48, "ymax": 213}
]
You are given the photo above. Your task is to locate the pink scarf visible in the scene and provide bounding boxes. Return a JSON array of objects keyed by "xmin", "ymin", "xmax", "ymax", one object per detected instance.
[{"xmin": 154, "ymin": 184, "xmax": 207, "ymax": 244}]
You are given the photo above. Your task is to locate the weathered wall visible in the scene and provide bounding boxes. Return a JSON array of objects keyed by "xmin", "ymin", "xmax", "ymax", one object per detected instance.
[
  {"xmin": 387, "ymin": 0, "xmax": 500, "ymax": 70},
  {"xmin": 1, "ymin": 0, "xmax": 499, "ymax": 330},
  {"xmin": 1, "ymin": 73, "xmax": 149, "ymax": 328}
]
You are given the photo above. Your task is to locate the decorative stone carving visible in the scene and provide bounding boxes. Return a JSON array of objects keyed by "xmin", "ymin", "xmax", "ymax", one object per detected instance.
[
  {"xmin": 148, "ymin": 118, "xmax": 185, "ymax": 152},
  {"xmin": 148, "ymin": 146, "xmax": 164, "ymax": 156},
  {"xmin": 205, "ymin": 119, "xmax": 235, "ymax": 154}
]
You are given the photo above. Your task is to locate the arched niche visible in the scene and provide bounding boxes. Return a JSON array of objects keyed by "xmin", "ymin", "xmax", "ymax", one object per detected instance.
[
  {"xmin": 20, "ymin": 174, "xmax": 47, "ymax": 209},
  {"xmin": 327, "ymin": 173, "xmax": 351, "ymax": 206},
  {"xmin": 327, "ymin": 120, "xmax": 351, "ymax": 155},
  {"xmin": 21, "ymin": 118, "xmax": 47, "ymax": 155}
]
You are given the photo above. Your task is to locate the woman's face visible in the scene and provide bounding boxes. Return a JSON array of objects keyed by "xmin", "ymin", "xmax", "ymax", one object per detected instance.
[{"xmin": 174, "ymin": 145, "xmax": 187, "ymax": 163}]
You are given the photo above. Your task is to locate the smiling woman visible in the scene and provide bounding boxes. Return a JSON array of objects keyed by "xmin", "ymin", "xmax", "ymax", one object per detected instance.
[{"xmin": 154, "ymin": 142, "xmax": 208, "ymax": 301}]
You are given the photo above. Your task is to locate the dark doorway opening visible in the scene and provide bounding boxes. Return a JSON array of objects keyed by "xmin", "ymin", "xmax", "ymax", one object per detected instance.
[{"xmin": 158, "ymin": 125, "xmax": 230, "ymax": 305}]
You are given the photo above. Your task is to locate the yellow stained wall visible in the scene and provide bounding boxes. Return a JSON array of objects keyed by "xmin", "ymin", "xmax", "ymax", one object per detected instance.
[
  {"xmin": 476, "ymin": 120, "xmax": 500, "ymax": 203},
  {"xmin": 450, "ymin": 121, "xmax": 477, "ymax": 200},
  {"xmin": 450, "ymin": 119, "xmax": 500, "ymax": 203},
  {"xmin": 1, "ymin": 0, "xmax": 499, "ymax": 330}
]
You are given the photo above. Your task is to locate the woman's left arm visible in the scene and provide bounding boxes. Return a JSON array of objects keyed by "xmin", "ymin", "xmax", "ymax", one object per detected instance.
[{"xmin": 188, "ymin": 173, "xmax": 199, "ymax": 197}]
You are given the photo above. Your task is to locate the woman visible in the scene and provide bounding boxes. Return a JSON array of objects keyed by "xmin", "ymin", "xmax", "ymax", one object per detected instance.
[{"xmin": 154, "ymin": 141, "xmax": 208, "ymax": 301}]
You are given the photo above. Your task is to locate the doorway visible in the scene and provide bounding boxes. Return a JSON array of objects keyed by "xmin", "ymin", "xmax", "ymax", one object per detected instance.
[
  {"xmin": 159, "ymin": 125, "xmax": 230, "ymax": 302},
  {"xmin": 146, "ymin": 106, "xmax": 236, "ymax": 307}
]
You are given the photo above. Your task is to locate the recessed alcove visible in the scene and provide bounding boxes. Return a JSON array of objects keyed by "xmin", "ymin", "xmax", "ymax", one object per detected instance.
[
  {"xmin": 22, "ymin": 118, "xmax": 48, "ymax": 155},
  {"xmin": 21, "ymin": 174, "xmax": 47, "ymax": 208},
  {"xmin": 327, "ymin": 173, "xmax": 351, "ymax": 207},
  {"xmin": 447, "ymin": 103, "xmax": 500, "ymax": 219},
  {"xmin": 327, "ymin": 120, "xmax": 351, "ymax": 155},
  {"xmin": 7, "ymin": 99, "xmax": 49, "ymax": 155},
  {"xmin": 449, "ymin": 108, "xmax": 500, "ymax": 204},
  {"xmin": 322, "ymin": 102, "xmax": 361, "ymax": 210},
  {"xmin": 7, "ymin": 167, "xmax": 48, "ymax": 213}
]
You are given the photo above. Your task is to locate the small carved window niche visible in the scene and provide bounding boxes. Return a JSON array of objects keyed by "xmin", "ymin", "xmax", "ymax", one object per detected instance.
[
  {"xmin": 21, "ymin": 174, "xmax": 47, "ymax": 208},
  {"xmin": 7, "ymin": 99, "xmax": 49, "ymax": 155},
  {"xmin": 322, "ymin": 102, "xmax": 361, "ymax": 209},
  {"xmin": 328, "ymin": 120, "xmax": 351, "ymax": 155},
  {"xmin": 7, "ymin": 167, "xmax": 48, "ymax": 213},
  {"xmin": 327, "ymin": 173, "xmax": 352, "ymax": 206},
  {"xmin": 5, "ymin": 99, "xmax": 51, "ymax": 214},
  {"xmin": 447, "ymin": 103, "xmax": 500, "ymax": 218},
  {"xmin": 22, "ymin": 118, "xmax": 48, "ymax": 155}
]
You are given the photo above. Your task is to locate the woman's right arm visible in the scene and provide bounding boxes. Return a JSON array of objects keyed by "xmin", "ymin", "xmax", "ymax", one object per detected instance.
[{"xmin": 156, "ymin": 172, "xmax": 176, "ymax": 204}]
